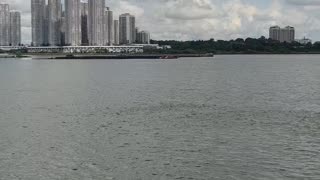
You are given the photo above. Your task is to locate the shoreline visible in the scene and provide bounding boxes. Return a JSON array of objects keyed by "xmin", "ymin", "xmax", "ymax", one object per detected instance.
[
  {"xmin": 1, "ymin": 53, "xmax": 320, "ymax": 60},
  {"xmin": 27, "ymin": 53, "xmax": 215, "ymax": 59}
]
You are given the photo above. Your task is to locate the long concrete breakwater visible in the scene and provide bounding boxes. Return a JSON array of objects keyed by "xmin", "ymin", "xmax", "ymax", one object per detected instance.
[{"xmin": 47, "ymin": 54, "xmax": 214, "ymax": 60}]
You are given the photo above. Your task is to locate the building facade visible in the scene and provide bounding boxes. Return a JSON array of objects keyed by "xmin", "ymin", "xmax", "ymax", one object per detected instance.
[
  {"xmin": 269, "ymin": 26, "xmax": 295, "ymax": 43},
  {"xmin": 281, "ymin": 26, "xmax": 295, "ymax": 43},
  {"xmin": 269, "ymin": 26, "xmax": 280, "ymax": 42},
  {"xmin": 31, "ymin": 0, "xmax": 46, "ymax": 46},
  {"xmin": 48, "ymin": 0, "xmax": 62, "ymax": 46},
  {"xmin": 9, "ymin": 11, "xmax": 21, "ymax": 46},
  {"xmin": 105, "ymin": 7, "xmax": 114, "ymax": 45},
  {"xmin": 88, "ymin": 0, "xmax": 105, "ymax": 46},
  {"xmin": 65, "ymin": 0, "xmax": 81, "ymax": 46},
  {"xmin": 137, "ymin": 31, "xmax": 150, "ymax": 44},
  {"xmin": 131, "ymin": 16, "xmax": 136, "ymax": 43},
  {"xmin": 114, "ymin": 20, "xmax": 119, "ymax": 45},
  {"xmin": 119, "ymin": 13, "xmax": 136, "ymax": 44},
  {"xmin": 43, "ymin": 3, "xmax": 49, "ymax": 45},
  {"xmin": 60, "ymin": 12, "xmax": 66, "ymax": 45},
  {"xmin": 81, "ymin": 2, "xmax": 89, "ymax": 45},
  {"xmin": 0, "ymin": 4, "xmax": 10, "ymax": 46}
]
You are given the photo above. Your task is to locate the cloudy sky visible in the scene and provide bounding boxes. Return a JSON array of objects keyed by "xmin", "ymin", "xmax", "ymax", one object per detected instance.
[{"xmin": 2, "ymin": 0, "xmax": 320, "ymax": 44}]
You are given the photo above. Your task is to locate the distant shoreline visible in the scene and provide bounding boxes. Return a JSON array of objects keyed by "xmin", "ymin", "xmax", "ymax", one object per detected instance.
[
  {"xmin": 1, "ymin": 52, "xmax": 320, "ymax": 60},
  {"xmin": 29, "ymin": 53, "xmax": 214, "ymax": 60}
]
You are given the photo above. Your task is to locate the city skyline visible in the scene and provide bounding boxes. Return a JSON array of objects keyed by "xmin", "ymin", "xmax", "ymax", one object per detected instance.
[
  {"xmin": 1, "ymin": 0, "xmax": 320, "ymax": 44},
  {"xmin": 26, "ymin": 0, "xmax": 150, "ymax": 46}
]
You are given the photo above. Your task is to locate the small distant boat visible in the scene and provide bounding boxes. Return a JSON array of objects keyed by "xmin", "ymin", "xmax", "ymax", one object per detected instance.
[{"xmin": 159, "ymin": 55, "xmax": 178, "ymax": 59}]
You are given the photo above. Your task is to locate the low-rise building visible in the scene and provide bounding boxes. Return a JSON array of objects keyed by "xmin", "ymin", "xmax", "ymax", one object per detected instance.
[
  {"xmin": 27, "ymin": 45, "xmax": 144, "ymax": 54},
  {"xmin": 296, "ymin": 37, "xmax": 312, "ymax": 45}
]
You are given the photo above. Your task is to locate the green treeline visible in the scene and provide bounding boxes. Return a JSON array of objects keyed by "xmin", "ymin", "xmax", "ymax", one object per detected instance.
[{"xmin": 149, "ymin": 36, "xmax": 320, "ymax": 54}]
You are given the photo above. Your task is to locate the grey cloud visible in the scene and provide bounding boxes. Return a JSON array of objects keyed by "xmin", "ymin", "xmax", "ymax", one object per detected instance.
[
  {"xmin": 163, "ymin": 0, "xmax": 220, "ymax": 20},
  {"xmin": 286, "ymin": 0, "xmax": 320, "ymax": 6}
]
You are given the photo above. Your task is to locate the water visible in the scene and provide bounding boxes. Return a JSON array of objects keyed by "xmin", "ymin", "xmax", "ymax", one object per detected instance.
[{"xmin": 0, "ymin": 55, "xmax": 320, "ymax": 180}]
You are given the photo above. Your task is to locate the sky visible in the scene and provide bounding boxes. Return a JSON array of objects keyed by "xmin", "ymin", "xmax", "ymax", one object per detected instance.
[{"xmin": 1, "ymin": 0, "xmax": 320, "ymax": 44}]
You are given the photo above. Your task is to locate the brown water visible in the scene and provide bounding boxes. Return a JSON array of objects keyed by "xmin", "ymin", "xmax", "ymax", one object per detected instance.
[{"xmin": 0, "ymin": 55, "xmax": 320, "ymax": 180}]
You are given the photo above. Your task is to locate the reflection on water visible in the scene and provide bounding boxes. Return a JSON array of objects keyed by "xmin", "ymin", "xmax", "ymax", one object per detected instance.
[{"xmin": 0, "ymin": 55, "xmax": 320, "ymax": 180}]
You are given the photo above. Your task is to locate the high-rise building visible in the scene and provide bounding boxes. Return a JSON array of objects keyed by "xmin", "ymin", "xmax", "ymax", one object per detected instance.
[
  {"xmin": 43, "ymin": 4, "xmax": 49, "ymax": 45},
  {"xmin": 131, "ymin": 16, "xmax": 136, "ymax": 43},
  {"xmin": 281, "ymin": 26, "xmax": 295, "ymax": 43},
  {"xmin": 9, "ymin": 11, "xmax": 21, "ymax": 46},
  {"xmin": 269, "ymin": 26, "xmax": 280, "ymax": 42},
  {"xmin": 81, "ymin": 2, "xmax": 89, "ymax": 45},
  {"xmin": 48, "ymin": 0, "xmax": 62, "ymax": 46},
  {"xmin": 269, "ymin": 26, "xmax": 295, "ymax": 43},
  {"xmin": 114, "ymin": 20, "xmax": 119, "ymax": 45},
  {"xmin": 119, "ymin": 13, "xmax": 135, "ymax": 44},
  {"xmin": 60, "ymin": 12, "xmax": 66, "ymax": 45},
  {"xmin": 135, "ymin": 27, "xmax": 139, "ymax": 43},
  {"xmin": 31, "ymin": 0, "xmax": 45, "ymax": 46},
  {"xmin": 137, "ymin": 31, "xmax": 150, "ymax": 44},
  {"xmin": 103, "ymin": 7, "xmax": 109, "ymax": 45},
  {"xmin": 105, "ymin": 7, "xmax": 113, "ymax": 45},
  {"xmin": 88, "ymin": 0, "xmax": 105, "ymax": 46},
  {"xmin": 65, "ymin": 0, "xmax": 81, "ymax": 46},
  {"xmin": 0, "ymin": 4, "xmax": 10, "ymax": 46}
]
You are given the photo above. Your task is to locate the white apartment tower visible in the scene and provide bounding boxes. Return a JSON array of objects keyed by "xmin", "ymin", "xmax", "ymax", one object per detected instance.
[
  {"xmin": 137, "ymin": 31, "xmax": 150, "ymax": 44},
  {"xmin": 0, "ymin": 4, "xmax": 10, "ymax": 46},
  {"xmin": 88, "ymin": 0, "xmax": 105, "ymax": 46},
  {"xmin": 269, "ymin": 26, "xmax": 295, "ymax": 43},
  {"xmin": 9, "ymin": 11, "xmax": 21, "ymax": 46},
  {"xmin": 105, "ymin": 7, "xmax": 114, "ymax": 45},
  {"xmin": 65, "ymin": 0, "xmax": 81, "ymax": 46},
  {"xmin": 43, "ymin": 3, "xmax": 49, "ymax": 45},
  {"xmin": 119, "ymin": 13, "xmax": 136, "ymax": 44},
  {"xmin": 48, "ymin": 0, "xmax": 62, "ymax": 46},
  {"xmin": 281, "ymin": 26, "xmax": 295, "ymax": 43},
  {"xmin": 81, "ymin": 2, "xmax": 89, "ymax": 45},
  {"xmin": 31, "ymin": 0, "xmax": 46, "ymax": 46},
  {"xmin": 114, "ymin": 20, "xmax": 119, "ymax": 45},
  {"xmin": 269, "ymin": 26, "xmax": 280, "ymax": 42}
]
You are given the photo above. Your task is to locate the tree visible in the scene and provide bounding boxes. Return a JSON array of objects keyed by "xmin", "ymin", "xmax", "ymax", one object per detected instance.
[{"xmin": 149, "ymin": 38, "xmax": 320, "ymax": 54}]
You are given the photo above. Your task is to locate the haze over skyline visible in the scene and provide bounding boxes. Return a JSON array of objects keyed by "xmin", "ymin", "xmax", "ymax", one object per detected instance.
[{"xmin": 1, "ymin": 0, "xmax": 320, "ymax": 44}]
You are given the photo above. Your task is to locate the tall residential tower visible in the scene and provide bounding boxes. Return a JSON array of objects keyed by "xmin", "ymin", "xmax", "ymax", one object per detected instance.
[
  {"xmin": 48, "ymin": 0, "xmax": 62, "ymax": 46},
  {"xmin": 9, "ymin": 11, "xmax": 21, "ymax": 46},
  {"xmin": 65, "ymin": 0, "xmax": 81, "ymax": 46},
  {"xmin": 119, "ymin": 13, "xmax": 135, "ymax": 44},
  {"xmin": 31, "ymin": 0, "xmax": 46, "ymax": 46},
  {"xmin": 81, "ymin": 2, "xmax": 89, "ymax": 45},
  {"xmin": 88, "ymin": 0, "xmax": 105, "ymax": 46},
  {"xmin": 137, "ymin": 31, "xmax": 150, "ymax": 44},
  {"xmin": 0, "ymin": 4, "xmax": 10, "ymax": 46},
  {"xmin": 105, "ymin": 7, "xmax": 114, "ymax": 45},
  {"xmin": 114, "ymin": 20, "xmax": 119, "ymax": 45},
  {"xmin": 269, "ymin": 26, "xmax": 295, "ymax": 43}
]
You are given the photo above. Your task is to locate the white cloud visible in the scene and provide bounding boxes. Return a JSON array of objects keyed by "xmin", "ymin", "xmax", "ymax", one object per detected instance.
[{"xmin": 164, "ymin": 0, "xmax": 219, "ymax": 20}]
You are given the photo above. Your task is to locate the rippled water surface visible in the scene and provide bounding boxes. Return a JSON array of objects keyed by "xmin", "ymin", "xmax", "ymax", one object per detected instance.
[{"xmin": 0, "ymin": 55, "xmax": 320, "ymax": 180}]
